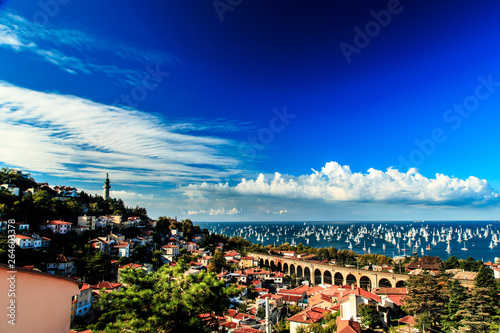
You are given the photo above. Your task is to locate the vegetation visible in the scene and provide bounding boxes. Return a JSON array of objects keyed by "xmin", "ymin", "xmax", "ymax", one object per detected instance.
[
  {"xmin": 359, "ymin": 303, "xmax": 380, "ymax": 329},
  {"xmin": 94, "ymin": 261, "xmax": 238, "ymax": 332}
]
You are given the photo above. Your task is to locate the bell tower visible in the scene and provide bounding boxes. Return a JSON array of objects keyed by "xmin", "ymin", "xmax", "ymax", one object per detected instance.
[{"xmin": 103, "ymin": 173, "xmax": 111, "ymax": 200}]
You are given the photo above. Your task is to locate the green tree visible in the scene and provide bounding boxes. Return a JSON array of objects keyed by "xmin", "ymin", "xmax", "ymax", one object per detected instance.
[
  {"xmin": 256, "ymin": 306, "xmax": 266, "ymax": 319},
  {"xmin": 456, "ymin": 286, "xmax": 499, "ymax": 332},
  {"xmin": 95, "ymin": 262, "xmax": 237, "ymax": 332},
  {"xmin": 210, "ymin": 249, "xmax": 226, "ymax": 273},
  {"xmin": 403, "ymin": 272, "xmax": 447, "ymax": 329},
  {"xmin": 359, "ymin": 303, "xmax": 379, "ymax": 329},
  {"xmin": 442, "ymin": 279, "xmax": 468, "ymax": 332},
  {"xmin": 82, "ymin": 250, "xmax": 112, "ymax": 282}
]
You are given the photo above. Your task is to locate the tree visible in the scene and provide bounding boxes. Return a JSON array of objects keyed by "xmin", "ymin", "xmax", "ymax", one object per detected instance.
[
  {"xmin": 83, "ymin": 250, "xmax": 112, "ymax": 279},
  {"xmin": 442, "ymin": 279, "xmax": 468, "ymax": 332},
  {"xmin": 403, "ymin": 272, "xmax": 447, "ymax": 329},
  {"xmin": 256, "ymin": 306, "xmax": 265, "ymax": 319},
  {"xmin": 95, "ymin": 262, "xmax": 237, "ymax": 332},
  {"xmin": 456, "ymin": 286, "xmax": 499, "ymax": 332},
  {"xmin": 359, "ymin": 303, "xmax": 379, "ymax": 329},
  {"xmin": 211, "ymin": 249, "xmax": 226, "ymax": 273}
]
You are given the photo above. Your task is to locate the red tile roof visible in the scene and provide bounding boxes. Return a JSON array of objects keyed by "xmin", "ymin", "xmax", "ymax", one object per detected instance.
[
  {"xmin": 398, "ymin": 315, "xmax": 417, "ymax": 325},
  {"xmin": 47, "ymin": 220, "xmax": 73, "ymax": 225},
  {"xmin": 337, "ymin": 287, "xmax": 381, "ymax": 303},
  {"xmin": 90, "ymin": 281, "xmax": 121, "ymax": 290},
  {"xmin": 288, "ymin": 307, "xmax": 330, "ymax": 324},
  {"xmin": 337, "ymin": 317, "xmax": 362, "ymax": 333},
  {"xmin": 233, "ymin": 313, "xmax": 256, "ymax": 321}
]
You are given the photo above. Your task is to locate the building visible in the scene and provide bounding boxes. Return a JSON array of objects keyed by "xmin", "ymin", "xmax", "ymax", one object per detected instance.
[
  {"xmin": 14, "ymin": 233, "xmax": 51, "ymax": 249},
  {"xmin": 71, "ymin": 283, "xmax": 92, "ymax": 320},
  {"xmin": 187, "ymin": 242, "xmax": 198, "ymax": 252},
  {"xmin": 405, "ymin": 256, "xmax": 442, "ymax": 273},
  {"xmin": 103, "ymin": 173, "xmax": 111, "ymax": 200},
  {"xmin": 336, "ymin": 317, "xmax": 362, "ymax": 333},
  {"xmin": 0, "ymin": 264, "xmax": 80, "ymax": 333},
  {"xmin": 78, "ymin": 215, "xmax": 96, "ymax": 229},
  {"xmin": 90, "ymin": 281, "xmax": 122, "ymax": 295},
  {"xmin": 240, "ymin": 256, "xmax": 255, "ymax": 269},
  {"xmin": 0, "ymin": 183, "xmax": 20, "ymax": 196},
  {"xmin": 46, "ymin": 254, "xmax": 76, "ymax": 276},
  {"xmin": 52, "ymin": 185, "xmax": 79, "ymax": 199},
  {"xmin": 162, "ymin": 244, "xmax": 180, "ymax": 256},
  {"xmin": 114, "ymin": 242, "xmax": 130, "ymax": 258},
  {"xmin": 40, "ymin": 220, "xmax": 73, "ymax": 234},
  {"xmin": 337, "ymin": 287, "xmax": 381, "ymax": 323},
  {"xmin": 13, "ymin": 222, "xmax": 29, "ymax": 233},
  {"xmin": 288, "ymin": 307, "xmax": 330, "ymax": 333}
]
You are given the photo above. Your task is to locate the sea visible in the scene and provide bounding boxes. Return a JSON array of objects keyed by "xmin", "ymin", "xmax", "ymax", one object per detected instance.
[{"xmin": 195, "ymin": 221, "xmax": 500, "ymax": 262}]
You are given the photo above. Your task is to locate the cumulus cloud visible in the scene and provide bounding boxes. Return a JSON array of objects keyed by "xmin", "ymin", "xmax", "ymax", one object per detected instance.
[
  {"xmin": 0, "ymin": 81, "xmax": 243, "ymax": 184},
  {"xmin": 182, "ymin": 161, "xmax": 499, "ymax": 205}
]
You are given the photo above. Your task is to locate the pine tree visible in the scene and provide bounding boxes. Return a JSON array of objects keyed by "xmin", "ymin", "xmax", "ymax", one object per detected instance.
[
  {"xmin": 456, "ymin": 287, "xmax": 498, "ymax": 333},
  {"xmin": 402, "ymin": 272, "xmax": 447, "ymax": 329},
  {"xmin": 442, "ymin": 279, "xmax": 468, "ymax": 332},
  {"xmin": 94, "ymin": 260, "xmax": 238, "ymax": 332}
]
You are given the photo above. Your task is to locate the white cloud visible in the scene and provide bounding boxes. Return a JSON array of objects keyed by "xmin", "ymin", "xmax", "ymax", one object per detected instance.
[
  {"xmin": 183, "ymin": 207, "xmax": 242, "ymax": 216},
  {"xmin": 0, "ymin": 81, "xmax": 242, "ymax": 185},
  {"xmin": 0, "ymin": 11, "xmax": 178, "ymax": 84},
  {"xmin": 182, "ymin": 161, "xmax": 499, "ymax": 205}
]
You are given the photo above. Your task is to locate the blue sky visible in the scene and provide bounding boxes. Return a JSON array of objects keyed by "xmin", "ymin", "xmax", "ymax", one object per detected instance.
[{"xmin": 1, "ymin": 0, "xmax": 500, "ymax": 221}]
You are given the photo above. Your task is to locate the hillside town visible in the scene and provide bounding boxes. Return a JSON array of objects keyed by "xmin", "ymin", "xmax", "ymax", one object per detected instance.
[{"xmin": 1, "ymin": 169, "xmax": 499, "ymax": 333}]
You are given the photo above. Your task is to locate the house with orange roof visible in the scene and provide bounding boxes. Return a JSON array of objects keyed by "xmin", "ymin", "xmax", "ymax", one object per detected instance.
[
  {"xmin": 337, "ymin": 287, "xmax": 381, "ymax": 323},
  {"xmin": 14, "ymin": 233, "xmax": 50, "ymax": 249},
  {"xmin": 288, "ymin": 307, "xmax": 330, "ymax": 333},
  {"xmin": 162, "ymin": 244, "xmax": 180, "ymax": 256},
  {"xmin": 240, "ymin": 256, "xmax": 255, "ymax": 268},
  {"xmin": 280, "ymin": 250, "xmax": 296, "ymax": 258},
  {"xmin": 113, "ymin": 241, "xmax": 130, "ymax": 258},
  {"xmin": 71, "ymin": 283, "xmax": 93, "ymax": 320},
  {"xmin": 336, "ymin": 317, "xmax": 362, "ymax": 333},
  {"xmin": 187, "ymin": 241, "xmax": 198, "ymax": 252},
  {"xmin": 90, "ymin": 281, "xmax": 122, "ymax": 295},
  {"xmin": 46, "ymin": 254, "xmax": 76, "ymax": 276},
  {"xmin": 41, "ymin": 219, "xmax": 73, "ymax": 234}
]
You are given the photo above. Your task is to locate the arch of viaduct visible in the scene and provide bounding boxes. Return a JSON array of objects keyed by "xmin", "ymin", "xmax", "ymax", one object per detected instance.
[{"xmin": 250, "ymin": 253, "xmax": 409, "ymax": 290}]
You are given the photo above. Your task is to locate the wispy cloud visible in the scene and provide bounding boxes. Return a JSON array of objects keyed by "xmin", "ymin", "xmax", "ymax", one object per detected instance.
[
  {"xmin": 184, "ymin": 207, "xmax": 242, "ymax": 216},
  {"xmin": 0, "ymin": 81, "xmax": 244, "ymax": 185},
  {"xmin": 181, "ymin": 161, "xmax": 499, "ymax": 206},
  {"xmin": 0, "ymin": 11, "xmax": 179, "ymax": 84}
]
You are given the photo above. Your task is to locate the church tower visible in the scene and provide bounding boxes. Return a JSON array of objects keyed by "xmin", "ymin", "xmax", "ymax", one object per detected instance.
[{"xmin": 103, "ymin": 173, "xmax": 111, "ymax": 200}]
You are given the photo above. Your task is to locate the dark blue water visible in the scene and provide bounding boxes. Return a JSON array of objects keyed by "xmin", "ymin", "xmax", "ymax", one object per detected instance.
[{"xmin": 196, "ymin": 221, "xmax": 500, "ymax": 262}]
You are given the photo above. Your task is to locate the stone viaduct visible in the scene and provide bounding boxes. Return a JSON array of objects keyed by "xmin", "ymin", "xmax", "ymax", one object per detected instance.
[{"xmin": 249, "ymin": 253, "xmax": 409, "ymax": 290}]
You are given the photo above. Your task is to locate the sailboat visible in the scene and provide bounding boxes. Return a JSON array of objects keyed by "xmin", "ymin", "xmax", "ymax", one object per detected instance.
[
  {"xmin": 348, "ymin": 242, "xmax": 353, "ymax": 249},
  {"xmin": 446, "ymin": 241, "xmax": 452, "ymax": 253},
  {"xmin": 461, "ymin": 241, "xmax": 468, "ymax": 251},
  {"xmin": 382, "ymin": 243, "xmax": 386, "ymax": 251},
  {"xmin": 363, "ymin": 241, "xmax": 366, "ymax": 252},
  {"xmin": 489, "ymin": 241, "xmax": 495, "ymax": 249}
]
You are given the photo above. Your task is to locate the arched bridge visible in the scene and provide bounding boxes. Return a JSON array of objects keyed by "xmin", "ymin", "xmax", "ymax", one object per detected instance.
[{"xmin": 249, "ymin": 253, "xmax": 409, "ymax": 290}]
